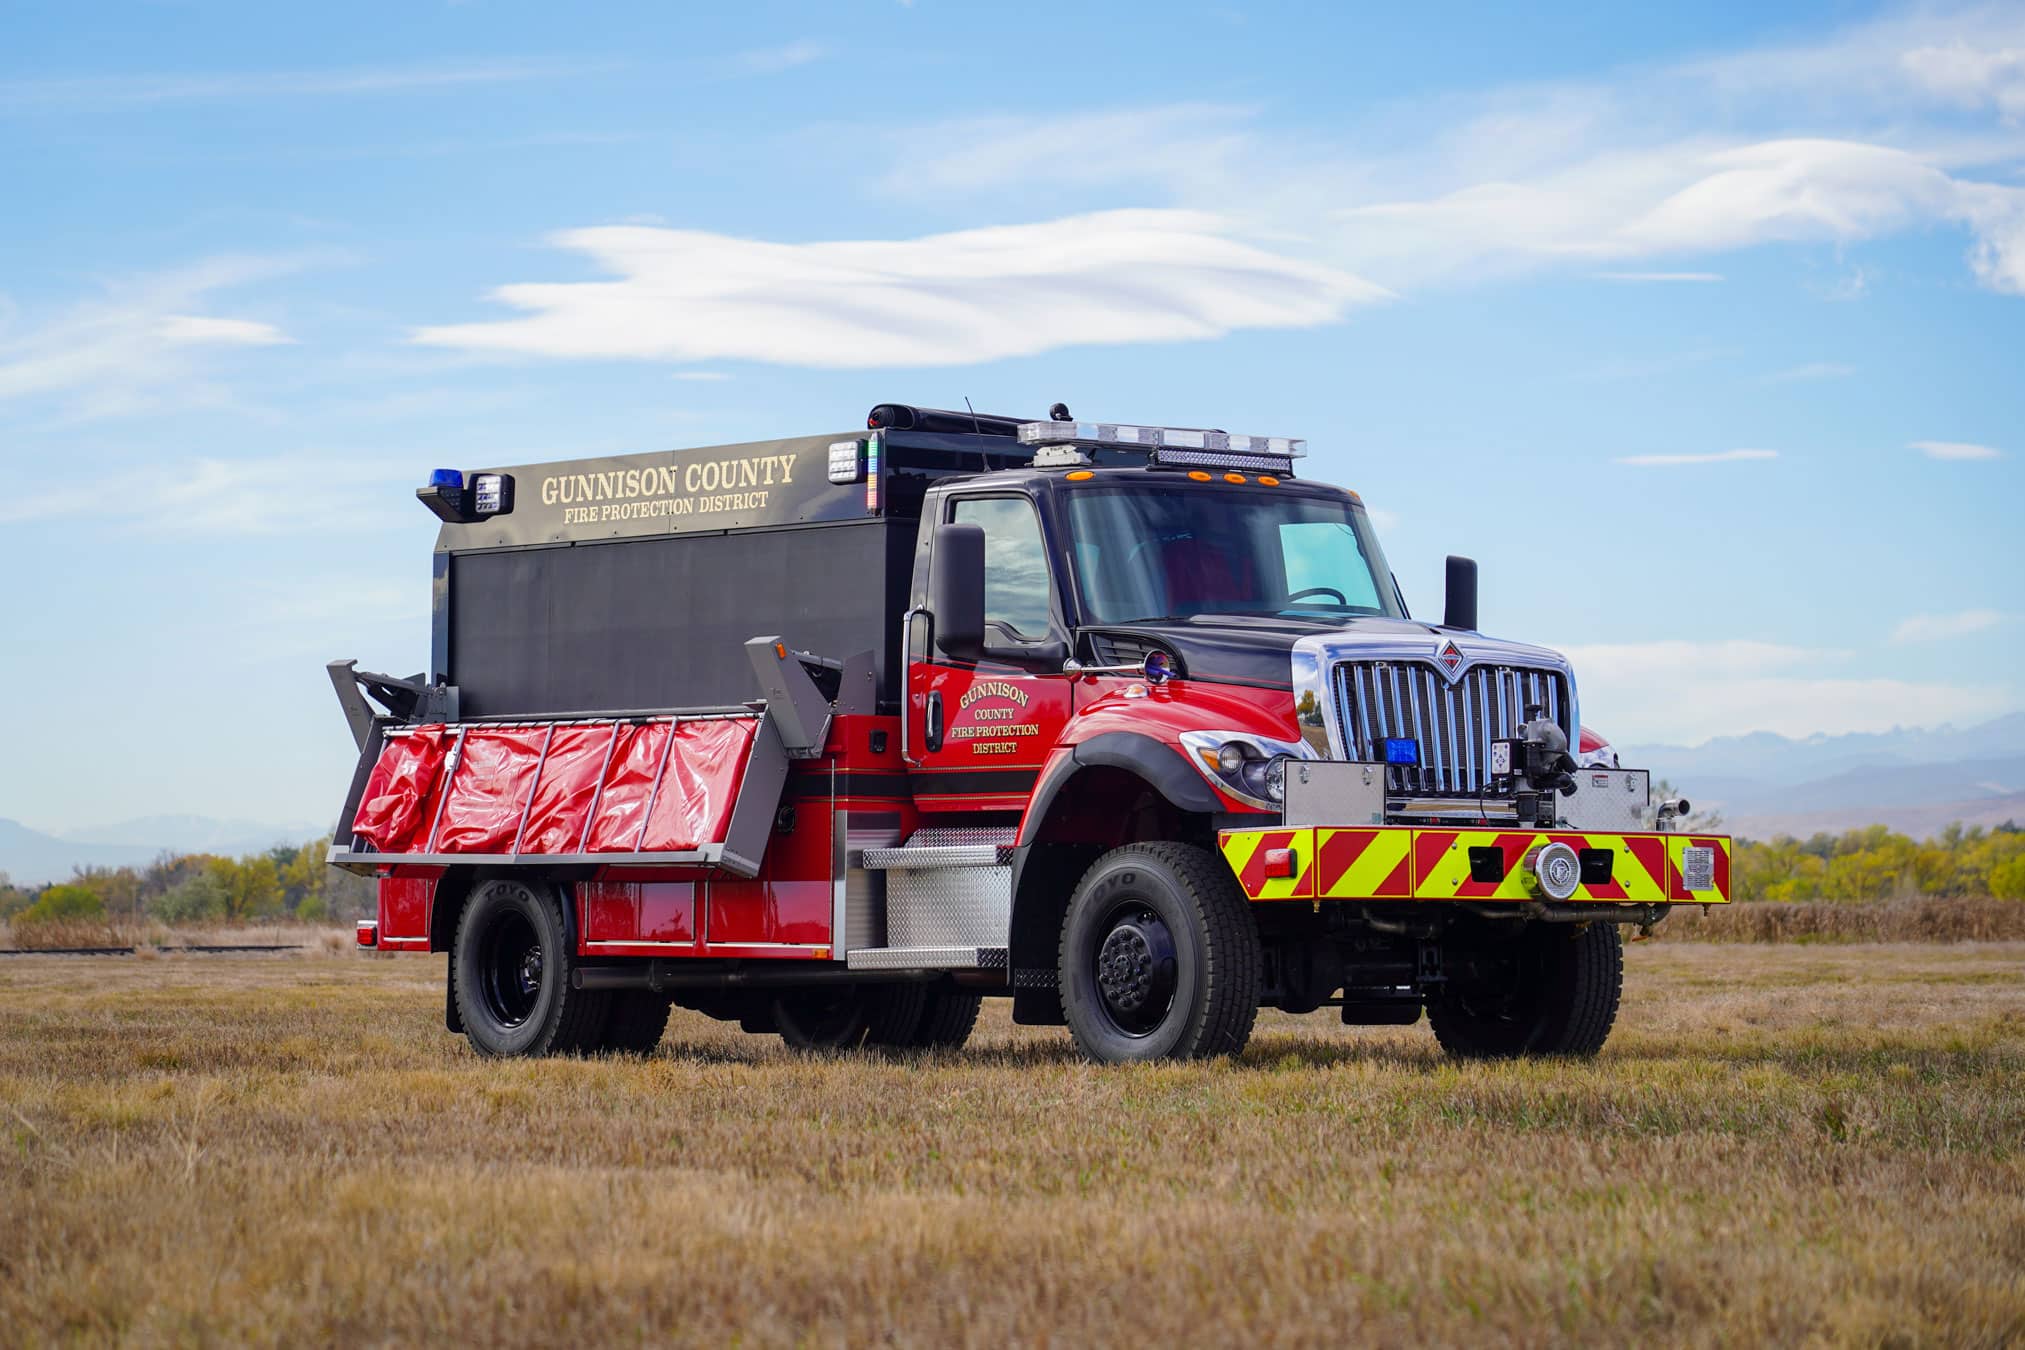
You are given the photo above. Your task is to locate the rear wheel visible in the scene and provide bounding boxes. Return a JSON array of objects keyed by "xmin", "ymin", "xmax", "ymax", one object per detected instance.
[
  {"xmin": 1058, "ymin": 842, "xmax": 1260, "ymax": 1063},
  {"xmin": 597, "ymin": 991, "xmax": 674, "ymax": 1055},
  {"xmin": 1428, "ymin": 922, "xmax": 1624, "ymax": 1059},
  {"xmin": 773, "ymin": 984, "xmax": 926, "ymax": 1051},
  {"xmin": 452, "ymin": 878, "xmax": 608, "ymax": 1058},
  {"xmin": 906, "ymin": 986, "xmax": 983, "ymax": 1049}
]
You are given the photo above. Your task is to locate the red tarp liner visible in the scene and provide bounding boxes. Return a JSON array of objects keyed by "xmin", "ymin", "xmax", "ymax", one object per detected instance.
[
  {"xmin": 639, "ymin": 717, "xmax": 756, "ymax": 851},
  {"xmin": 585, "ymin": 723, "xmax": 673, "ymax": 852},
  {"xmin": 350, "ymin": 726, "xmax": 452, "ymax": 852},
  {"xmin": 351, "ymin": 715, "xmax": 759, "ymax": 857},
  {"xmin": 516, "ymin": 725, "xmax": 616, "ymax": 855},
  {"xmin": 433, "ymin": 728, "xmax": 546, "ymax": 854}
]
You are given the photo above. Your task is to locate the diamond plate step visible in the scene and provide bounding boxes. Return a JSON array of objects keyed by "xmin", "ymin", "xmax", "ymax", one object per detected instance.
[
  {"xmin": 907, "ymin": 826, "xmax": 1016, "ymax": 848},
  {"xmin": 859, "ymin": 843, "xmax": 1012, "ymax": 870},
  {"xmin": 847, "ymin": 946, "xmax": 1008, "ymax": 972}
]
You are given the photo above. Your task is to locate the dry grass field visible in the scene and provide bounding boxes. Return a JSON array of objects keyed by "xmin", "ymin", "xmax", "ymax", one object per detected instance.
[{"xmin": 2, "ymin": 942, "xmax": 2021, "ymax": 1347}]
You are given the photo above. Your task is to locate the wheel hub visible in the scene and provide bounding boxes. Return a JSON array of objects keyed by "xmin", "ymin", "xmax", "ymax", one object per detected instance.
[
  {"xmin": 1094, "ymin": 908, "xmax": 1178, "ymax": 1035},
  {"xmin": 479, "ymin": 909, "xmax": 544, "ymax": 1029},
  {"xmin": 1098, "ymin": 927, "xmax": 1155, "ymax": 1011}
]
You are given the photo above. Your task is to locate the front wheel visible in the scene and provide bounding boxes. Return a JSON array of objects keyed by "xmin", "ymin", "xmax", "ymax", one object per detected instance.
[
  {"xmin": 452, "ymin": 878, "xmax": 610, "ymax": 1058},
  {"xmin": 1058, "ymin": 842, "xmax": 1261, "ymax": 1062},
  {"xmin": 1427, "ymin": 922, "xmax": 1624, "ymax": 1059}
]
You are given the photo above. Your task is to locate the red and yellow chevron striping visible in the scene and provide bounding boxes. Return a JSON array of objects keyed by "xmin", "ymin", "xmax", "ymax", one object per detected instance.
[
  {"xmin": 1315, "ymin": 827, "xmax": 1413, "ymax": 898},
  {"xmin": 1216, "ymin": 827, "xmax": 1314, "ymax": 900},
  {"xmin": 1412, "ymin": 830, "xmax": 1668, "ymax": 902},
  {"xmin": 1217, "ymin": 825, "xmax": 1731, "ymax": 904}
]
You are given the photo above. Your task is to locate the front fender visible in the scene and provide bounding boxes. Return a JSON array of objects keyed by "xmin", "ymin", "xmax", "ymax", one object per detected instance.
[
  {"xmin": 1017, "ymin": 679, "xmax": 1297, "ymax": 845},
  {"xmin": 1058, "ymin": 678, "xmax": 1299, "ymax": 749}
]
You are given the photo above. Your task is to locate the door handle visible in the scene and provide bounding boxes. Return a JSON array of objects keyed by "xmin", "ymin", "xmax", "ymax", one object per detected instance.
[{"xmin": 925, "ymin": 691, "xmax": 945, "ymax": 753}]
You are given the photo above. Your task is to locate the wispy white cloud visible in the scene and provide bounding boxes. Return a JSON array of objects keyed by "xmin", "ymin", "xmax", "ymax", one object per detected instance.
[
  {"xmin": 1760, "ymin": 361, "xmax": 1855, "ymax": 383},
  {"xmin": 153, "ymin": 315, "xmax": 293, "ymax": 346},
  {"xmin": 411, "ymin": 210, "xmax": 1390, "ymax": 368},
  {"xmin": 1891, "ymin": 609, "xmax": 2009, "ymax": 643},
  {"xmin": 0, "ymin": 454, "xmax": 415, "ymax": 534},
  {"xmin": 1615, "ymin": 448, "xmax": 1778, "ymax": 467},
  {"xmin": 879, "ymin": 10, "xmax": 2025, "ymax": 296},
  {"xmin": 1559, "ymin": 638, "xmax": 2015, "ymax": 742},
  {"xmin": 671, "ymin": 370, "xmax": 731, "ymax": 381},
  {"xmin": 1894, "ymin": 40, "xmax": 2025, "ymax": 121},
  {"xmin": 0, "ymin": 59, "xmax": 607, "ymax": 109},
  {"xmin": 734, "ymin": 41, "xmax": 824, "ymax": 75},
  {"xmin": 1910, "ymin": 438, "xmax": 2005, "ymax": 459},
  {"xmin": 0, "ymin": 255, "xmax": 318, "ymax": 420},
  {"xmin": 407, "ymin": 11, "xmax": 2025, "ymax": 378}
]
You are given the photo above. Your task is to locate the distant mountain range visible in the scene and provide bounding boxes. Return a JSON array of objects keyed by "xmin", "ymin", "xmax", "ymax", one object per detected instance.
[
  {"xmin": 1622, "ymin": 711, "xmax": 2025, "ymax": 841},
  {"xmin": 1, "ymin": 815, "xmax": 322, "ymax": 887}
]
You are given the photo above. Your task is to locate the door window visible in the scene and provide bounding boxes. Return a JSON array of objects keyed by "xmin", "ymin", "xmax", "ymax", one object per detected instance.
[{"xmin": 951, "ymin": 497, "xmax": 1054, "ymax": 641}]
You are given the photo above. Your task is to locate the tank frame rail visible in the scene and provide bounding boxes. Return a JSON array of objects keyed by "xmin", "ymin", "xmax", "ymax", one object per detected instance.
[{"xmin": 326, "ymin": 707, "xmax": 790, "ymax": 880}]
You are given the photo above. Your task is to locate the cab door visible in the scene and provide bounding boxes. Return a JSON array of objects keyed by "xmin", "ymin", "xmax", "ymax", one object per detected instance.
[{"xmin": 908, "ymin": 492, "xmax": 1074, "ymax": 814}]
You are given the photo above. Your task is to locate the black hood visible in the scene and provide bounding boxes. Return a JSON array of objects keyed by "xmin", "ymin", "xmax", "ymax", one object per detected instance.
[{"xmin": 1085, "ymin": 615, "xmax": 1450, "ymax": 688}]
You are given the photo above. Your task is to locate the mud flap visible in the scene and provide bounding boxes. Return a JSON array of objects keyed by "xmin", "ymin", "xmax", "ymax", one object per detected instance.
[{"xmin": 445, "ymin": 959, "xmax": 464, "ymax": 1033}]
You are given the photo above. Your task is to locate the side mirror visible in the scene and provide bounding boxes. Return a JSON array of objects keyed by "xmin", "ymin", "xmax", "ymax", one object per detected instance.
[
  {"xmin": 931, "ymin": 523, "xmax": 986, "ymax": 660},
  {"xmin": 1444, "ymin": 555, "xmax": 1478, "ymax": 631}
]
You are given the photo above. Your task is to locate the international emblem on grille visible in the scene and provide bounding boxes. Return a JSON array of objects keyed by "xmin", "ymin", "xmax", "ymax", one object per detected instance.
[{"xmin": 1434, "ymin": 638, "xmax": 1466, "ymax": 684}]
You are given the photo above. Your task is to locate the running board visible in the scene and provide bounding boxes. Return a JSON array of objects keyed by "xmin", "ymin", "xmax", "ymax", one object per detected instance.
[
  {"xmin": 859, "ymin": 844, "xmax": 1012, "ymax": 869},
  {"xmin": 848, "ymin": 946, "xmax": 1007, "ymax": 972},
  {"xmin": 858, "ymin": 825, "xmax": 1016, "ymax": 871}
]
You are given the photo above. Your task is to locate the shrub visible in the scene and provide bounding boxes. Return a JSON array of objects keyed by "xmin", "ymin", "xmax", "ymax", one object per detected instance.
[
  {"xmin": 19, "ymin": 884, "xmax": 103, "ymax": 923},
  {"xmin": 154, "ymin": 873, "xmax": 226, "ymax": 924}
]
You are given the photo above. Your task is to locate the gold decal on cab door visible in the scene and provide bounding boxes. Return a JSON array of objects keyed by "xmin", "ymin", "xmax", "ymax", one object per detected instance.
[{"xmin": 953, "ymin": 683, "xmax": 1037, "ymax": 754}]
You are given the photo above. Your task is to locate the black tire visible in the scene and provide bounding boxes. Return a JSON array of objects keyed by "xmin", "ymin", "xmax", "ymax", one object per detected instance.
[
  {"xmin": 452, "ymin": 878, "xmax": 609, "ymax": 1058},
  {"xmin": 773, "ymin": 984, "xmax": 924, "ymax": 1051},
  {"xmin": 596, "ymin": 991, "xmax": 674, "ymax": 1056},
  {"xmin": 905, "ymin": 986, "xmax": 983, "ymax": 1049},
  {"xmin": 1058, "ymin": 842, "xmax": 1261, "ymax": 1063},
  {"xmin": 1428, "ymin": 922, "xmax": 1624, "ymax": 1059}
]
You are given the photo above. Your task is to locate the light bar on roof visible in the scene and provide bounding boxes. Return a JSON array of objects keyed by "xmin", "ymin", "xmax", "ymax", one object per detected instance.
[
  {"xmin": 1017, "ymin": 420, "xmax": 1306, "ymax": 458},
  {"xmin": 1158, "ymin": 448, "xmax": 1298, "ymax": 473}
]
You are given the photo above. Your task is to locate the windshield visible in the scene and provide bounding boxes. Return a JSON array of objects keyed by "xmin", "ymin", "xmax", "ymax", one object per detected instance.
[{"xmin": 1066, "ymin": 483, "xmax": 1402, "ymax": 624}]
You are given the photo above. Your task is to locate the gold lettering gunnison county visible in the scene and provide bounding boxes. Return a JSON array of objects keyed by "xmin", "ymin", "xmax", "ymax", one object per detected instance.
[
  {"xmin": 539, "ymin": 453, "xmax": 799, "ymax": 526},
  {"xmin": 954, "ymin": 682, "xmax": 1038, "ymax": 753}
]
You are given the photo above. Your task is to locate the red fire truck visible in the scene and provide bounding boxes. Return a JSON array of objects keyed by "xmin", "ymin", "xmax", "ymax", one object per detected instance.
[{"xmin": 329, "ymin": 403, "xmax": 1728, "ymax": 1063}]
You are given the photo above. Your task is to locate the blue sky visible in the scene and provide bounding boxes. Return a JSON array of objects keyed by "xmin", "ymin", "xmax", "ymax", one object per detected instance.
[{"xmin": 2, "ymin": 0, "xmax": 2021, "ymax": 832}]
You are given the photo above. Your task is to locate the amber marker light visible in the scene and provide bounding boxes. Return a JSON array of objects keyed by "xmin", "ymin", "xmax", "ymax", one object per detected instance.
[
  {"xmin": 1224, "ymin": 472, "xmax": 1247, "ymax": 484},
  {"xmin": 1188, "ymin": 470, "xmax": 1213, "ymax": 482},
  {"xmin": 1066, "ymin": 470, "xmax": 1094, "ymax": 481},
  {"xmin": 1257, "ymin": 475, "xmax": 1281, "ymax": 486}
]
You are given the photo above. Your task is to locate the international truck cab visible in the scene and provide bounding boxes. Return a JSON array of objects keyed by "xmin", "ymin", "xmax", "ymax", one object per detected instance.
[{"xmin": 329, "ymin": 403, "xmax": 1729, "ymax": 1063}]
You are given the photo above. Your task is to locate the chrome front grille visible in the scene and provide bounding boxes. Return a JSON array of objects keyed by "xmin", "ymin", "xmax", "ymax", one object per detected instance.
[{"xmin": 1330, "ymin": 661, "xmax": 1571, "ymax": 795}]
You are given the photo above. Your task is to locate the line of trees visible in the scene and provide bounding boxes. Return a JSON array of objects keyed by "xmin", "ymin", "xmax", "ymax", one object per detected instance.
[
  {"xmin": 0, "ymin": 839, "xmax": 375, "ymax": 928},
  {"xmin": 1732, "ymin": 823, "xmax": 2025, "ymax": 901}
]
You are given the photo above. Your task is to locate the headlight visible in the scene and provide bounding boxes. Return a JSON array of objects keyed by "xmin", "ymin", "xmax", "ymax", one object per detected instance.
[{"xmin": 1178, "ymin": 730, "xmax": 1311, "ymax": 811}]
